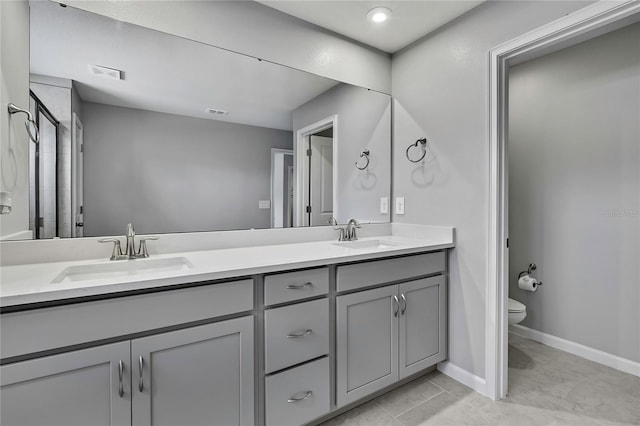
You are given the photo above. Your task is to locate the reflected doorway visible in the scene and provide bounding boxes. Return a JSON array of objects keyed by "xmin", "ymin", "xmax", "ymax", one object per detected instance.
[
  {"xmin": 29, "ymin": 91, "xmax": 59, "ymax": 239},
  {"xmin": 271, "ymin": 149, "xmax": 294, "ymax": 228},
  {"xmin": 294, "ymin": 114, "xmax": 338, "ymax": 227},
  {"xmin": 307, "ymin": 128, "xmax": 333, "ymax": 226}
]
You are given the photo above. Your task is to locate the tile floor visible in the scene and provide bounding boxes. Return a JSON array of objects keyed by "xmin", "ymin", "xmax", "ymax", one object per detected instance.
[{"xmin": 321, "ymin": 333, "xmax": 640, "ymax": 425}]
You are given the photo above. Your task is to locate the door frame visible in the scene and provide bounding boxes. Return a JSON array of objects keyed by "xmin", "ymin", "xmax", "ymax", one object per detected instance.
[
  {"xmin": 270, "ymin": 148, "xmax": 293, "ymax": 228},
  {"xmin": 294, "ymin": 115, "xmax": 338, "ymax": 227},
  {"xmin": 486, "ymin": 0, "xmax": 640, "ymax": 400}
]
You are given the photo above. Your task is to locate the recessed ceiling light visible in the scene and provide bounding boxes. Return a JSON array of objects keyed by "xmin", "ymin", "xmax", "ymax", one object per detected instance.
[{"xmin": 367, "ymin": 7, "xmax": 392, "ymax": 23}]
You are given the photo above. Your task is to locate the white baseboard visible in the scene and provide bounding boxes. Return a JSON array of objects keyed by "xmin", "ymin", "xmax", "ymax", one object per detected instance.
[
  {"xmin": 509, "ymin": 324, "xmax": 640, "ymax": 377},
  {"xmin": 437, "ymin": 361, "xmax": 488, "ymax": 396}
]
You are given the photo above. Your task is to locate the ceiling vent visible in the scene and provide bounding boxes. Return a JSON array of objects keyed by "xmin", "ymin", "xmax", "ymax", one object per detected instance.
[
  {"xmin": 206, "ymin": 108, "xmax": 229, "ymax": 116},
  {"xmin": 88, "ymin": 64, "xmax": 123, "ymax": 80}
]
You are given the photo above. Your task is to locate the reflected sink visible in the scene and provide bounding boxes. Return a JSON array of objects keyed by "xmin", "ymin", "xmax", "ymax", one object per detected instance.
[
  {"xmin": 331, "ymin": 239, "xmax": 402, "ymax": 250},
  {"xmin": 51, "ymin": 257, "xmax": 194, "ymax": 284}
]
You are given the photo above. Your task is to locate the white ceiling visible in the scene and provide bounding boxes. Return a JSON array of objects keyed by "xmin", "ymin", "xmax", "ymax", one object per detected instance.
[
  {"xmin": 257, "ymin": 0, "xmax": 485, "ymax": 53},
  {"xmin": 29, "ymin": 1, "xmax": 339, "ymax": 131}
]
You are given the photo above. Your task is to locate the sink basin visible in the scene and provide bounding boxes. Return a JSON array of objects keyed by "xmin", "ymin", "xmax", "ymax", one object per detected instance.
[
  {"xmin": 51, "ymin": 257, "xmax": 194, "ymax": 284},
  {"xmin": 331, "ymin": 239, "xmax": 401, "ymax": 250}
]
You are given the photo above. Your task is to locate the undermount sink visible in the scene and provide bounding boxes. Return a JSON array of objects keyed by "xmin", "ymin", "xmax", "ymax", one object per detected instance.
[
  {"xmin": 51, "ymin": 257, "xmax": 194, "ymax": 284},
  {"xmin": 331, "ymin": 239, "xmax": 402, "ymax": 250}
]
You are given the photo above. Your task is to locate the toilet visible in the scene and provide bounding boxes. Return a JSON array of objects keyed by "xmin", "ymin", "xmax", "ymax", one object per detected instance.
[{"xmin": 508, "ymin": 298, "xmax": 527, "ymax": 325}]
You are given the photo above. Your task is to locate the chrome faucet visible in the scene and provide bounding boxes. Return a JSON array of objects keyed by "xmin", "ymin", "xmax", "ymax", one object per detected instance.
[
  {"xmin": 125, "ymin": 223, "xmax": 136, "ymax": 258},
  {"xmin": 99, "ymin": 223, "xmax": 159, "ymax": 260},
  {"xmin": 346, "ymin": 219, "xmax": 361, "ymax": 241}
]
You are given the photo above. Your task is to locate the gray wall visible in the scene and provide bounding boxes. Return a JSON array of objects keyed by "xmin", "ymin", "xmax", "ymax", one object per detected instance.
[
  {"xmin": 82, "ymin": 102, "xmax": 292, "ymax": 236},
  {"xmin": 391, "ymin": 1, "xmax": 591, "ymax": 378},
  {"xmin": 0, "ymin": 0, "xmax": 30, "ymax": 240},
  {"xmin": 509, "ymin": 23, "xmax": 640, "ymax": 362},
  {"xmin": 66, "ymin": 0, "xmax": 391, "ymax": 93},
  {"xmin": 293, "ymin": 84, "xmax": 391, "ymax": 225}
]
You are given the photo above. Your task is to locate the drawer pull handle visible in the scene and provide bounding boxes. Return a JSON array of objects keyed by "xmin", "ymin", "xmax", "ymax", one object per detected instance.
[
  {"xmin": 118, "ymin": 360, "xmax": 124, "ymax": 398},
  {"xmin": 287, "ymin": 390, "xmax": 313, "ymax": 403},
  {"xmin": 400, "ymin": 293, "xmax": 407, "ymax": 315},
  {"xmin": 393, "ymin": 295, "xmax": 399, "ymax": 317},
  {"xmin": 138, "ymin": 356, "xmax": 144, "ymax": 392},
  {"xmin": 287, "ymin": 329, "xmax": 313, "ymax": 338},
  {"xmin": 287, "ymin": 282, "xmax": 313, "ymax": 290}
]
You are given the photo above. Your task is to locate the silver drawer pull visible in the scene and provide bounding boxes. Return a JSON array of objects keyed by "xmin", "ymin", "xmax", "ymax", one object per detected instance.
[
  {"xmin": 287, "ymin": 329, "xmax": 312, "ymax": 338},
  {"xmin": 138, "ymin": 356, "xmax": 144, "ymax": 392},
  {"xmin": 287, "ymin": 282, "xmax": 313, "ymax": 290},
  {"xmin": 118, "ymin": 360, "xmax": 124, "ymax": 398},
  {"xmin": 287, "ymin": 390, "xmax": 313, "ymax": 403},
  {"xmin": 400, "ymin": 293, "xmax": 407, "ymax": 315},
  {"xmin": 393, "ymin": 295, "xmax": 399, "ymax": 317}
]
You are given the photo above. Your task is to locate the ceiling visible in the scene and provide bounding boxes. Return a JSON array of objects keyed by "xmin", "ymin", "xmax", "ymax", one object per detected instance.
[
  {"xmin": 29, "ymin": 1, "xmax": 339, "ymax": 131},
  {"xmin": 257, "ymin": 0, "xmax": 485, "ymax": 53}
]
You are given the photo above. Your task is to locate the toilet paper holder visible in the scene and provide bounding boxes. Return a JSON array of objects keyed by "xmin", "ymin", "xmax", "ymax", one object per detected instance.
[{"xmin": 518, "ymin": 263, "xmax": 543, "ymax": 285}]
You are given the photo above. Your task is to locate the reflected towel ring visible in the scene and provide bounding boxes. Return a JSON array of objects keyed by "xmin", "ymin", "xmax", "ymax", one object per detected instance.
[
  {"xmin": 355, "ymin": 149, "xmax": 370, "ymax": 170},
  {"xmin": 8, "ymin": 103, "xmax": 39, "ymax": 144},
  {"xmin": 406, "ymin": 138, "xmax": 427, "ymax": 163}
]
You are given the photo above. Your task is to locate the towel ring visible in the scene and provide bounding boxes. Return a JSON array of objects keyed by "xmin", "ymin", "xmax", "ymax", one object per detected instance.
[
  {"xmin": 8, "ymin": 103, "xmax": 39, "ymax": 144},
  {"xmin": 355, "ymin": 149, "xmax": 370, "ymax": 170},
  {"xmin": 406, "ymin": 138, "xmax": 427, "ymax": 163}
]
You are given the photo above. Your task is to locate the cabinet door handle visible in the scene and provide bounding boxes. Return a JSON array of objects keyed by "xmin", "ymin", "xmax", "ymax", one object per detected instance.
[
  {"xmin": 400, "ymin": 293, "xmax": 407, "ymax": 315},
  {"xmin": 118, "ymin": 360, "xmax": 124, "ymax": 398},
  {"xmin": 287, "ymin": 390, "xmax": 313, "ymax": 403},
  {"xmin": 138, "ymin": 356, "xmax": 144, "ymax": 392},
  {"xmin": 287, "ymin": 329, "xmax": 312, "ymax": 338},
  {"xmin": 287, "ymin": 282, "xmax": 313, "ymax": 290},
  {"xmin": 393, "ymin": 295, "xmax": 399, "ymax": 317}
]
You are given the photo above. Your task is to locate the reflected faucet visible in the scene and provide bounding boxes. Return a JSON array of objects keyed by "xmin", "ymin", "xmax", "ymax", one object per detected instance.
[{"xmin": 99, "ymin": 223, "xmax": 159, "ymax": 260}]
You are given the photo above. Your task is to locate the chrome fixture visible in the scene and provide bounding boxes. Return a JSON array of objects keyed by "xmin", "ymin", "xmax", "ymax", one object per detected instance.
[
  {"xmin": 355, "ymin": 149, "xmax": 370, "ymax": 170},
  {"xmin": 328, "ymin": 217, "xmax": 338, "ymax": 226},
  {"xmin": 406, "ymin": 137, "xmax": 427, "ymax": 163},
  {"xmin": 334, "ymin": 218, "xmax": 362, "ymax": 242},
  {"xmin": 7, "ymin": 103, "xmax": 39, "ymax": 144},
  {"xmin": 518, "ymin": 263, "xmax": 543, "ymax": 285},
  {"xmin": 346, "ymin": 219, "xmax": 361, "ymax": 241},
  {"xmin": 287, "ymin": 391, "xmax": 313, "ymax": 404},
  {"xmin": 98, "ymin": 223, "xmax": 159, "ymax": 260}
]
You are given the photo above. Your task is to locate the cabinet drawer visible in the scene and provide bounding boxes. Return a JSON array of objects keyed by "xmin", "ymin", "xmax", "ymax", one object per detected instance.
[
  {"xmin": 1, "ymin": 279, "xmax": 254, "ymax": 360},
  {"xmin": 265, "ymin": 357, "xmax": 330, "ymax": 426},
  {"xmin": 264, "ymin": 267, "xmax": 329, "ymax": 306},
  {"xmin": 337, "ymin": 252, "xmax": 445, "ymax": 292},
  {"xmin": 264, "ymin": 298, "xmax": 329, "ymax": 373}
]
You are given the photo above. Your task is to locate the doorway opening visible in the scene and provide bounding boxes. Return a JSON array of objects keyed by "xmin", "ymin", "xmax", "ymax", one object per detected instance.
[
  {"xmin": 294, "ymin": 115, "xmax": 338, "ymax": 227},
  {"xmin": 487, "ymin": 1, "xmax": 640, "ymax": 400},
  {"xmin": 271, "ymin": 148, "xmax": 294, "ymax": 228},
  {"xmin": 29, "ymin": 91, "xmax": 59, "ymax": 239}
]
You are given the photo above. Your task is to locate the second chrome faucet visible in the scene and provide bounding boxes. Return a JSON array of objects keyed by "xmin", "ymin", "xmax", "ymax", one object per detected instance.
[{"xmin": 99, "ymin": 223, "xmax": 159, "ymax": 260}]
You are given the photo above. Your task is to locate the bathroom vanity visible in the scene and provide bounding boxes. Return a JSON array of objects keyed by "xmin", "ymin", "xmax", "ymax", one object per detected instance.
[{"xmin": 0, "ymin": 231, "xmax": 452, "ymax": 426}]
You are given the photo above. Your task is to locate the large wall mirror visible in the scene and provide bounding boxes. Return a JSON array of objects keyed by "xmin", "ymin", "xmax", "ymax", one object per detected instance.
[{"xmin": 23, "ymin": 1, "xmax": 390, "ymax": 239}]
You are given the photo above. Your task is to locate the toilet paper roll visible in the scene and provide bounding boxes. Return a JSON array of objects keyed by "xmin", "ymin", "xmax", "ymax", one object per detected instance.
[{"xmin": 518, "ymin": 275, "xmax": 538, "ymax": 292}]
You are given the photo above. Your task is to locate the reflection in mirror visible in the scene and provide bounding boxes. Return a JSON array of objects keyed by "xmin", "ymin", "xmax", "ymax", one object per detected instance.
[{"xmin": 23, "ymin": 1, "xmax": 390, "ymax": 239}]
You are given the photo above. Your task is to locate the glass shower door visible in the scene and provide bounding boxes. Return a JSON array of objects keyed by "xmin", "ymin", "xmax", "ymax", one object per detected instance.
[{"xmin": 29, "ymin": 93, "xmax": 59, "ymax": 239}]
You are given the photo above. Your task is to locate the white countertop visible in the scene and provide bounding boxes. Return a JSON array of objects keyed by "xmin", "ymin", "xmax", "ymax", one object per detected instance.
[{"xmin": 0, "ymin": 234, "xmax": 453, "ymax": 308}]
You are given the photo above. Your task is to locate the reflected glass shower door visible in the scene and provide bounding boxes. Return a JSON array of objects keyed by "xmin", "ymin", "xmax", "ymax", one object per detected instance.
[{"xmin": 29, "ymin": 92, "xmax": 59, "ymax": 239}]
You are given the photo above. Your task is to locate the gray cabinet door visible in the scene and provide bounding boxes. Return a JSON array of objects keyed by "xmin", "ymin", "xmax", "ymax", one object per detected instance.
[
  {"xmin": 0, "ymin": 341, "xmax": 131, "ymax": 426},
  {"xmin": 399, "ymin": 276, "xmax": 447, "ymax": 379},
  {"xmin": 131, "ymin": 316, "xmax": 254, "ymax": 426},
  {"xmin": 336, "ymin": 285, "xmax": 399, "ymax": 407}
]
